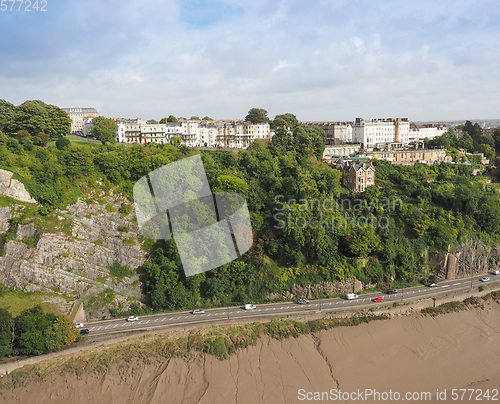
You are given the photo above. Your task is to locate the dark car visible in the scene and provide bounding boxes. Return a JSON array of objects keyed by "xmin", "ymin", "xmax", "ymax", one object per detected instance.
[
  {"xmin": 80, "ymin": 328, "xmax": 90, "ymax": 335},
  {"xmin": 387, "ymin": 289, "xmax": 397, "ymax": 294}
]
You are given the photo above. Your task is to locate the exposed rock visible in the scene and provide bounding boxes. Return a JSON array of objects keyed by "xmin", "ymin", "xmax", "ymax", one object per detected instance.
[
  {"xmin": 16, "ymin": 222, "xmax": 37, "ymax": 240},
  {"xmin": 0, "ymin": 169, "xmax": 38, "ymax": 204},
  {"xmin": 0, "ymin": 195, "xmax": 147, "ymax": 319},
  {"xmin": 268, "ymin": 278, "xmax": 365, "ymax": 300},
  {"xmin": 435, "ymin": 240, "xmax": 500, "ymax": 280},
  {"xmin": 0, "ymin": 206, "xmax": 10, "ymax": 233}
]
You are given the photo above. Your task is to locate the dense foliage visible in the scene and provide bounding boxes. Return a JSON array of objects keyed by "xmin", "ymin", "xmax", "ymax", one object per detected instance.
[
  {"xmin": 0, "ymin": 305, "xmax": 79, "ymax": 358},
  {"xmin": 0, "ymin": 104, "xmax": 499, "ymax": 313},
  {"xmin": 425, "ymin": 121, "xmax": 498, "ymax": 161},
  {"xmin": 0, "ymin": 99, "xmax": 70, "ymax": 139}
]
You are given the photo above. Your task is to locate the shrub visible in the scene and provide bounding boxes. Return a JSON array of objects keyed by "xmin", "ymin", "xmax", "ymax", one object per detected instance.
[{"xmin": 55, "ymin": 136, "xmax": 70, "ymax": 150}]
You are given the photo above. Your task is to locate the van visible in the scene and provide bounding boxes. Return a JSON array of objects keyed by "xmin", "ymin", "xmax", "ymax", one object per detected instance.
[
  {"xmin": 346, "ymin": 293, "xmax": 358, "ymax": 300},
  {"xmin": 493, "ymin": 270, "xmax": 500, "ymax": 275},
  {"xmin": 245, "ymin": 304, "xmax": 256, "ymax": 310}
]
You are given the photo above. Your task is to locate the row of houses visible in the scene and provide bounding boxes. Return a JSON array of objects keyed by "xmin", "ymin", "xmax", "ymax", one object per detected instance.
[
  {"xmin": 303, "ymin": 118, "xmax": 447, "ymax": 149},
  {"xmin": 63, "ymin": 108, "xmax": 447, "ymax": 151},
  {"xmin": 113, "ymin": 119, "xmax": 273, "ymax": 148}
]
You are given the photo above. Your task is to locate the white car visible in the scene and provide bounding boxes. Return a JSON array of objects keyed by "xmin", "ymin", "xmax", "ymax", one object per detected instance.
[
  {"xmin": 127, "ymin": 316, "xmax": 139, "ymax": 322},
  {"xmin": 480, "ymin": 277, "xmax": 491, "ymax": 282},
  {"xmin": 245, "ymin": 304, "xmax": 256, "ymax": 310},
  {"xmin": 493, "ymin": 270, "xmax": 500, "ymax": 275},
  {"xmin": 75, "ymin": 323, "xmax": 84, "ymax": 328},
  {"xmin": 192, "ymin": 309, "xmax": 205, "ymax": 314}
]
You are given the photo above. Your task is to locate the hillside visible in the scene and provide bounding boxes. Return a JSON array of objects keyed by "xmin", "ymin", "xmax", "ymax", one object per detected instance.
[{"xmin": 0, "ymin": 113, "xmax": 500, "ymax": 322}]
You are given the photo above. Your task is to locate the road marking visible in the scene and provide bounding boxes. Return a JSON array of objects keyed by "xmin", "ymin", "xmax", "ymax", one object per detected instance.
[
  {"xmin": 272, "ymin": 308, "xmax": 275, "ymax": 310},
  {"xmin": 145, "ymin": 320, "xmax": 150, "ymax": 323},
  {"xmin": 154, "ymin": 319, "xmax": 159, "ymax": 322},
  {"xmin": 442, "ymin": 285, "xmax": 450, "ymax": 288},
  {"xmin": 113, "ymin": 324, "xmax": 118, "ymax": 328},
  {"xmin": 169, "ymin": 317, "xmax": 173, "ymax": 320},
  {"xmin": 453, "ymin": 283, "xmax": 461, "ymax": 286}
]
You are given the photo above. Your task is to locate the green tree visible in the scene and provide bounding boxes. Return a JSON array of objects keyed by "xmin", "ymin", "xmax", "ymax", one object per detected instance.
[
  {"xmin": 214, "ymin": 175, "xmax": 249, "ymax": 194},
  {"xmin": 147, "ymin": 119, "xmax": 158, "ymax": 124},
  {"xmin": 15, "ymin": 305, "xmax": 56, "ymax": 355},
  {"xmin": 458, "ymin": 133, "xmax": 474, "ymax": 152},
  {"xmin": 272, "ymin": 113, "xmax": 298, "ymax": 133},
  {"xmin": 202, "ymin": 116, "xmax": 213, "ymax": 121},
  {"xmin": 55, "ymin": 136, "xmax": 70, "ymax": 150},
  {"xmin": 189, "ymin": 116, "xmax": 201, "ymax": 120},
  {"xmin": 44, "ymin": 316, "xmax": 79, "ymax": 352},
  {"xmin": 91, "ymin": 116, "xmax": 118, "ymax": 144},
  {"xmin": 167, "ymin": 115, "xmax": 178, "ymax": 122},
  {"xmin": 33, "ymin": 132, "xmax": 49, "ymax": 147},
  {"xmin": 245, "ymin": 108, "xmax": 269, "ymax": 124},
  {"xmin": 0, "ymin": 308, "xmax": 14, "ymax": 357}
]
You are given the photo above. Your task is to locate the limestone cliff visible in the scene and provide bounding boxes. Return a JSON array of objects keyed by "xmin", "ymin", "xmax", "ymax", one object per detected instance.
[
  {"xmin": 0, "ymin": 170, "xmax": 147, "ymax": 320},
  {"xmin": 435, "ymin": 240, "xmax": 500, "ymax": 280}
]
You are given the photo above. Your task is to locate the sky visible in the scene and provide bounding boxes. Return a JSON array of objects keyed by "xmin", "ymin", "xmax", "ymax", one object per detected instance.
[{"xmin": 0, "ymin": 0, "xmax": 499, "ymax": 122}]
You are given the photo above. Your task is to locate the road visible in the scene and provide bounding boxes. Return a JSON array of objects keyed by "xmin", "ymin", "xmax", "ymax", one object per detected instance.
[{"xmin": 83, "ymin": 274, "xmax": 499, "ymax": 336}]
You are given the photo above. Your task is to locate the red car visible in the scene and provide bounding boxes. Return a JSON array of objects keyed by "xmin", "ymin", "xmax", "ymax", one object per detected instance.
[{"xmin": 372, "ymin": 297, "xmax": 384, "ymax": 303}]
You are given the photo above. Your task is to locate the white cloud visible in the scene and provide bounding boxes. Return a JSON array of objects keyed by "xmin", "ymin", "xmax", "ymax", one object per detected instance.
[{"xmin": 0, "ymin": 0, "xmax": 499, "ymax": 121}]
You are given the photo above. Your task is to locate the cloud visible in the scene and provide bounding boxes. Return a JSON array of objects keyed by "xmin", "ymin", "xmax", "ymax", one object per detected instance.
[{"xmin": 0, "ymin": 0, "xmax": 499, "ymax": 121}]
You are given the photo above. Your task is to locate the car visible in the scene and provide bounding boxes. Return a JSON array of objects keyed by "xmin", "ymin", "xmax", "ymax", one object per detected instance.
[
  {"xmin": 373, "ymin": 297, "xmax": 384, "ymax": 303},
  {"xmin": 493, "ymin": 270, "xmax": 500, "ymax": 275},
  {"xmin": 75, "ymin": 323, "xmax": 84, "ymax": 328},
  {"xmin": 192, "ymin": 309, "xmax": 205, "ymax": 314},
  {"xmin": 217, "ymin": 146, "xmax": 224, "ymax": 149},
  {"xmin": 297, "ymin": 299, "xmax": 310, "ymax": 304},
  {"xmin": 345, "ymin": 293, "xmax": 358, "ymax": 300},
  {"xmin": 429, "ymin": 283, "xmax": 438, "ymax": 287},
  {"xmin": 387, "ymin": 289, "xmax": 397, "ymax": 294},
  {"xmin": 480, "ymin": 277, "xmax": 491, "ymax": 282},
  {"xmin": 245, "ymin": 304, "xmax": 256, "ymax": 310},
  {"xmin": 127, "ymin": 316, "xmax": 139, "ymax": 322},
  {"xmin": 80, "ymin": 328, "xmax": 90, "ymax": 335}
]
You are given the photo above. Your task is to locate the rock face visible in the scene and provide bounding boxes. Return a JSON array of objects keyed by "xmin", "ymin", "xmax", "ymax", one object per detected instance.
[
  {"xmin": 0, "ymin": 207, "xmax": 10, "ymax": 233},
  {"xmin": 0, "ymin": 193, "xmax": 147, "ymax": 320},
  {"xmin": 435, "ymin": 241, "xmax": 500, "ymax": 280},
  {"xmin": 268, "ymin": 278, "xmax": 366, "ymax": 300},
  {"xmin": 0, "ymin": 169, "xmax": 38, "ymax": 204}
]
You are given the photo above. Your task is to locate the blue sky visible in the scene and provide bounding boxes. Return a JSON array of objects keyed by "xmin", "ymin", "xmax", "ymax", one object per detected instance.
[{"xmin": 1, "ymin": 0, "xmax": 499, "ymax": 121}]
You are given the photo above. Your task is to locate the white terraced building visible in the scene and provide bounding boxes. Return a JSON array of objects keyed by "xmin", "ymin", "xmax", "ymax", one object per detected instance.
[
  {"xmin": 62, "ymin": 107, "xmax": 99, "ymax": 133},
  {"xmin": 352, "ymin": 117, "xmax": 447, "ymax": 149},
  {"xmin": 115, "ymin": 119, "xmax": 272, "ymax": 148}
]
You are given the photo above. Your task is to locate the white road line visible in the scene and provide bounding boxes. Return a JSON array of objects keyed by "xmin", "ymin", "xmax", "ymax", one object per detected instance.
[
  {"xmin": 154, "ymin": 319, "xmax": 159, "ymax": 322},
  {"xmin": 145, "ymin": 320, "xmax": 150, "ymax": 323},
  {"xmin": 169, "ymin": 317, "xmax": 173, "ymax": 320},
  {"xmin": 272, "ymin": 308, "xmax": 275, "ymax": 310},
  {"xmin": 453, "ymin": 283, "xmax": 461, "ymax": 286},
  {"xmin": 441, "ymin": 285, "xmax": 450, "ymax": 288},
  {"xmin": 113, "ymin": 324, "xmax": 118, "ymax": 328}
]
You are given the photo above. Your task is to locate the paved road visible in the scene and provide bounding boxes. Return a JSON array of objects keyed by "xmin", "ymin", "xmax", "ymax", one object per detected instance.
[{"xmin": 83, "ymin": 274, "xmax": 499, "ymax": 336}]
